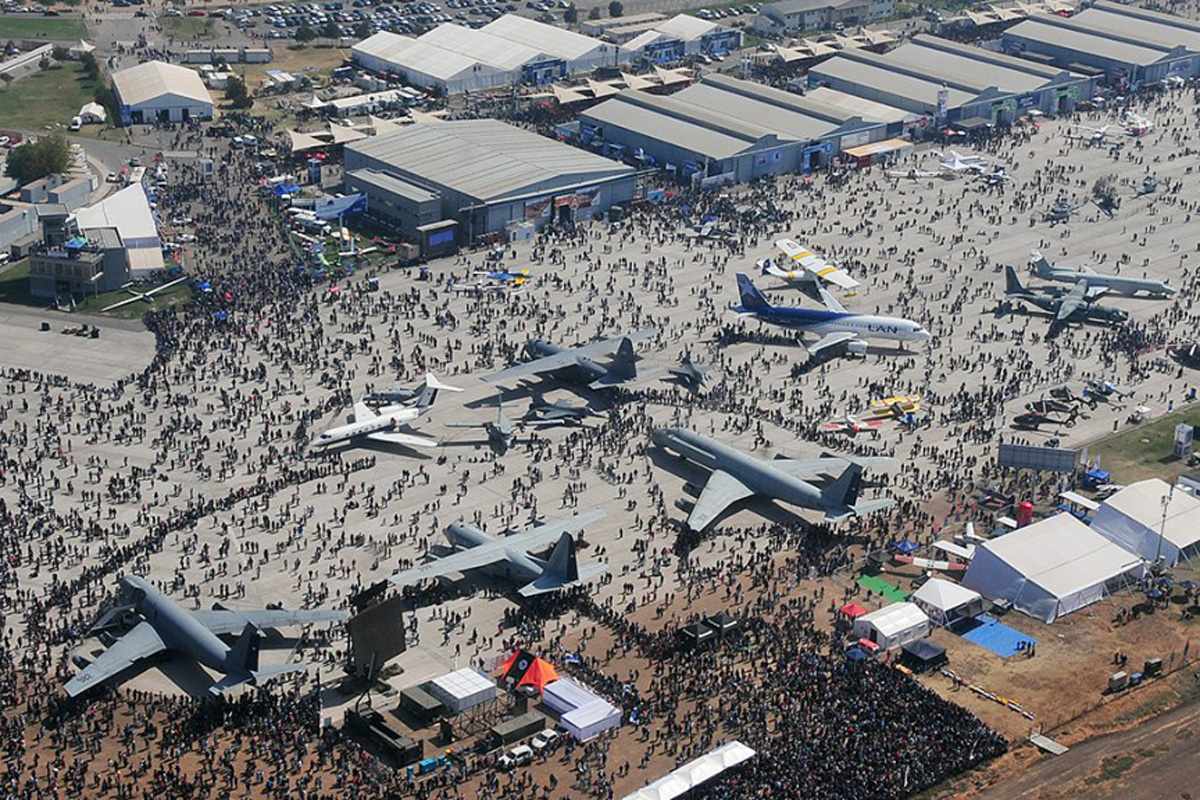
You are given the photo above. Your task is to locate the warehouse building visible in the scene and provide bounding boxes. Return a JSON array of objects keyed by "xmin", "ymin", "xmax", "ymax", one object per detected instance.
[
  {"xmin": 620, "ymin": 14, "xmax": 742, "ymax": 61},
  {"xmin": 1002, "ymin": 0, "xmax": 1200, "ymax": 84},
  {"xmin": 581, "ymin": 12, "xmax": 669, "ymax": 38},
  {"xmin": 754, "ymin": 0, "xmax": 896, "ymax": 35},
  {"xmin": 580, "ymin": 73, "xmax": 890, "ymax": 182},
  {"xmin": 808, "ymin": 34, "xmax": 1094, "ymax": 124},
  {"xmin": 111, "ymin": 61, "xmax": 213, "ymax": 126},
  {"xmin": 352, "ymin": 16, "xmax": 625, "ymax": 94},
  {"xmin": 343, "ymin": 120, "xmax": 636, "ymax": 242}
]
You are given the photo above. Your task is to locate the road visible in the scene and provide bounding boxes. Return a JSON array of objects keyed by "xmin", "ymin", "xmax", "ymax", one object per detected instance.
[{"xmin": 977, "ymin": 696, "xmax": 1200, "ymax": 800}]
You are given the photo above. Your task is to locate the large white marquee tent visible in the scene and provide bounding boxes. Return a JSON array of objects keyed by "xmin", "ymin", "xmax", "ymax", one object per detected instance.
[
  {"xmin": 963, "ymin": 514, "xmax": 1146, "ymax": 623},
  {"xmin": 1090, "ymin": 478, "xmax": 1200, "ymax": 566}
]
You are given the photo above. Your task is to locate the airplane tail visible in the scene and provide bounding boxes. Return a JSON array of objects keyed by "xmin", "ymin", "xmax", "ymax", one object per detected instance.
[
  {"xmin": 414, "ymin": 372, "xmax": 464, "ymax": 411},
  {"xmin": 735, "ymin": 273, "xmax": 771, "ymax": 312},
  {"xmin": 823, "ymin": 463, "xmax": 863, "ymax": 508},
  {"xmin": 591, "ymin": 338, "xmax": 637, "ymax": 388},
  {"xmin": 546, "ymin": 531, "xmax": 579, "ymax": 583},
  {"xmin": 517, "ymin": 532, "xmax": 608, "ymax": 597},
  {"xmin": 1029, "ymin": 251, "xmax": 1051, "ymax": 277},
  {"xmin": 226, "ymin": 623, "xmax": 261, "ymax": 674},
  {"xmin": 1004, "ymin": 265, "xmax": 1026, "ymax": 296}
]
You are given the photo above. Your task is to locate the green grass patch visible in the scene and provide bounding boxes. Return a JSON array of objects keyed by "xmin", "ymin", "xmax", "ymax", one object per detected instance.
[
  {"xmin": 0, "ymin": 16, "xmax": 86, "ymax": 40},
  {"xmin": 0, "ymin": 259, "xmax": 41, "ymax": 308},
  {"xmin": 857, "ymin": 574, "xmax": 909, "ymax": 603},
  {"xmin": 162, "ymin": 15, "xmax": 216, "ymax": 40},
  {"xmin": 0, "ymin": 62, "xmax": 100, "ymax": 131},
  {"xmin": 76, "ymin": 283, "xmax": 193, "ymax": 319},
  {"xmin": 1087, "ymin": 403, "xmax": 1200, "ymax": 483},
  {"xmin": 1093, "ymin": 754, "xmax": 1136, "ymax": 783}
]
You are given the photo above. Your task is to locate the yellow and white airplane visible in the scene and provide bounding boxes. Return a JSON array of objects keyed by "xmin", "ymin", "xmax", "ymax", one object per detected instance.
[
  {"xmin": 765, "ymin": 239, "xmax": 860, "ymax": 290},
  {"xmin": 863, "ymin": 394, "xmax": 922, "ymax": 420}
]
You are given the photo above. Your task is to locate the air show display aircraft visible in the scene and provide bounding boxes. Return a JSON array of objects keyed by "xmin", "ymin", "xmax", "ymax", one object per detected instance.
[{"xmin": 766, "ymin": 239, "xmax": 861, "ymax": 290}]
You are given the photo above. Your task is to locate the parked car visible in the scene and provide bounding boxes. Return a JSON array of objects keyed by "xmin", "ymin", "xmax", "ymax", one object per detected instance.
[
  {"xmin": 530, "ymin": 729, "xmax": 559, "ymax": 753},
  {"xmin": 497, "ymin": 745, "xmax": 534, "ymax": 770}
]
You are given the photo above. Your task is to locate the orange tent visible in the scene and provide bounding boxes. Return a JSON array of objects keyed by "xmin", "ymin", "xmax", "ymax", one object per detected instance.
[{"xmin": 497, "ymin": 649, "xmax": 559, "ymax": 694}]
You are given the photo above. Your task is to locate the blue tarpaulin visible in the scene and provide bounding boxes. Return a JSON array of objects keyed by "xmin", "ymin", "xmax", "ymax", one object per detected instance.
[
  {"xmin": 273, "ymin": 183, "xmax": 301, "ymax": 196},
  {"xmin": 893, "ymin": 540, "xmax": 920, "ymax": 555}
]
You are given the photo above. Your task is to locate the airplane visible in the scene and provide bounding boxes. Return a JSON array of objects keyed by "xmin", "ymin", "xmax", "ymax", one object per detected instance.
[
  {"xmin": 100, "ymin": 276, "xmax": 191, "ymax": 313},
  {"xmin": 768, "ymin": 239, "xmax": 861, "ymax": 290},
  {"xmin": 651, "ymin": 428, "xmax": 895, "ymax": 530},
  {"xmin": 1121, "ymin": 110, "xmax": 1153, "ymax": 136},
  {"xmin": 523, "ymin": 393, "xmax": 606, "ymax": 427},
  {"xmin": 885, "ymin": 167, "xmax": 952, "ymax": 181},
  {"xmin": 481, "ymin": 329, "xmax": 656, "ymax": 390},
  {"xmin": 1044, "ymin": 198, "xmax": 1087, "ymax": 223},
  {"xmin": 1136, "ymin": 175, "xmax": 1159, "ymax": 196},
  {"xmin": 819, "ymin": 413, "xmax": 883, "ymax": 435},
  {"xmin": 387, "ymin": 511, "xmax": 607, "ymax": 597},
  {"xmin": 666, "ymin": 354, "xmax": 711, "ymax": 393},
  {"xmin": 938, "ymin": 150, "xmax": 989, "ymax": 174},
  {"xmin": 977, "ymin": 167, "xmax": 1009, "ymax": 187},
  {"xmin": 863, "ymin": 394, "xmax": 922, "ymax": 420},
  {"xmin": 65, "ymin": 575, "xmax": 347, "ymax": 698},
  {"xmin": 1004, "ymin": 266, "xmax": 1129, "ymax": 331},
  {"xmin": 448, "ymin": 396, "xmax": 519, "ymax": 453},
  {"xmin": 1030, "ymin": 251, "xmax": 1175, "ymax": 298},
  {"xmin": 732, "ymin": 273, "xmax": 931, "ymax": 358},
  {"xmin": 1067, "ymin": 124, "xmax": 1113, "ymax": 145},
  {"xmin": 687, "ymin": 222, "xmax": 733, "ymax": 242},
  {"xmin": 312, "ymin": 373, "xmax": 462, "ymax": 450},
  {"xmin": 451, "ymin": 268, "xmax": 532, "ymax": 295},
  {"xmin": 1027, "ymin": 395, "xmax": 1076, "ymax": 415}
]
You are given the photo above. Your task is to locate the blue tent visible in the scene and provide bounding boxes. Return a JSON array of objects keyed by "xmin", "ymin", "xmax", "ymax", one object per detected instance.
[{"xmin": 893, "ymin": 540, "xmax": 920, "ymax": 555}]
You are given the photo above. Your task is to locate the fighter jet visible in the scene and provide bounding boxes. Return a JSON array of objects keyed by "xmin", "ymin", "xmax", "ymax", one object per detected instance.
[
  {"xmin": 1136, "ymin": 175, "xmax": 1159, "ymax": 196},
  {"xmin": 687, "ymin": 222, "xmax": 733, "ymax": 242},
  {"xmin": 1067, "ymin": 124, "xmax": 1114, "ymax": 146},
  {"xmin": 482, "ymin": 329, "xmax": 656, "ymax": 389},
  {"xmin": 523, "ymin": 393, "xmax": 606, "ymax": 427},
  {"xmin": 1030, "ymin": 251, "xmax": 1175, "ymax": 298},
  {"xmin": 1044, "ymin": 198, "xmax": 1087, "ymax": 223},
  {"xmin": 938, "ymin": 150, "xmax": 989, "ymax": 174},
  {"xmin": 387, "ymin": 511, "xmax": 606, "ymax": 597},
  {"xmin": 651, "ymin": 428, "xmax": 895, "ymax": 530},
  {"xmin": 666, "ymin": 354, "xmax": 711, "ymax": 393},
  {"xmin": 732, "ymin": 273, "xmax": 931, "ymax": 358},
  {"xmin": 313, "ymin": 373, "xmax": 462, "ymax": 450},
  {"xmin": 766, "ymin": 239, "xmax": 860, "ymax": 290},
  {"xmin": 448, "ymin": 396, "xmax": 519, "ymax": 453},
  {"xmin": 66, "ymin": 576, "xmax": 347, "ymax": 698},
  {"xmin": 1004, "ymin": 266, "xmax": 1129, "ymax": 332}
]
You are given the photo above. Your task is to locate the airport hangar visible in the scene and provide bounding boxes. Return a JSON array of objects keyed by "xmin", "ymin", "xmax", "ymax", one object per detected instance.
[
  {"xmin": 111, "ymin": 61, "xmax": 213, "ymax": 126},
  {"xmin": 1002, "ymin": 0, "xmax": 1200, "ymax": 85},
  {"xmin": 577, "ymin": 72, "xmax": 909, "ymax": 183},
  {"xmin": 352, "ymin": 15, "xmax": 627, "ymax": 94},
  {"xmin": 343, "ymin": 119, "xmax": 636, "ymax": 243},
  {"xmin": 807, "ymin": 34, "xmax": 1096, "ymax": 125}
]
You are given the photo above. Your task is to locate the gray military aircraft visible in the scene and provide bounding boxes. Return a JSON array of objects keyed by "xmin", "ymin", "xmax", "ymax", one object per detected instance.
[
  {"xmin": 651, "ymin": 428, "xmax": 895, "ymax": 530},
  {"xmin": 1004, "ymin": 266, "xmax": 1129, "ymax": 332},
  {"xmin": 1030, "ymin": 251, "xmax": 1175, "ymax": 298},
  {"xmin": 1044, "ymin": 198, "xmax": 1087, "ymax": 223},
  {"xmin": 448, "ymin": 396, "xmax": 519, "ymax": 453},
  {"xmin": 666, "ymin": 354, "xmax": 711, "ymax": 393},
  {"xmin": 523, "ymin": 393, "xmax": 606, "ymax": 427},
  {"xmin": 66, "ymin": 576, "xmax": 347, "ymax": 697},
  {"xmin": 387, "ymin": 511, "xmax": 606, "ymax": 597},
  {"xmin": 482, "ymin": 329, "xmax": 656, "ymax": 389}
]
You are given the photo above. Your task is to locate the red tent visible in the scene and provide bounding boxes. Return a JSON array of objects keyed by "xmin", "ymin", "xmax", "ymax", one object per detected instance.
[
  {"xmin": 840, "ymin": 602, "xmax": 868, "ymax": 619},
  {"xmin": 497, "ymin": 649, "xmax": 559, "ymax": 694}
]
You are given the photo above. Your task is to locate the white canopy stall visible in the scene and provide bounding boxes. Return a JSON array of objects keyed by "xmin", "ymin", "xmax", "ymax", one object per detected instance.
[
  {"xmin": 427, "ymin": 667, "xmax": 496, "ymax": 714},
  {"xmin": 543, "ymin": 678, "xmax": 621, "ymax": 741},
  {"xmin": 622, "ymin": 741, "xmax": 756, "ymax": 800},
  {"xmin": 852, "ymin": 602, "xmax": 930, "ymax": 649},
  {"xmin": 911, "ymin": 578, "xmax": 984, "ymax": 626}
]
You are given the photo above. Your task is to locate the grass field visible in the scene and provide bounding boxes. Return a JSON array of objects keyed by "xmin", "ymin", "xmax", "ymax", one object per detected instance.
[
  {"xmin": 0, "ymin": 62, "xmax": 99, "ymax": 131},
  {"xmin": 0, "ymin": 259, "xmax": 39, "ymax": 307},
  {"xmin": 161, "ymin": 15, "xmax": 216, "ymax": 40},
  {"xmin": 76, "ymin": 284, "xmax": 194, "ymax": 319},
  {"xmin": 1087, "ymin": 403, "xmax": 1200, "ymax": 483},
  {"xmin": 0, "ymin": 16, "xmax": 86, "ymax": 40}
]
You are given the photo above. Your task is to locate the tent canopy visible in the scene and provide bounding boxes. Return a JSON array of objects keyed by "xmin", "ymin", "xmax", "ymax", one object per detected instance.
[
  {"xmin": 840, "ymin": 602, "xmax": 867, "ymax": 618},
  {"xmin": 1091, "ymin": 478, "xmax": 1200, "ymax": 566},
  {"xmin": 852, "ymin": 602, "xmax": 930, "ymax": 649},
  {"xmin": 497, "ymin": 649, "xmax": 559, "ymax": 694},
  {"xmin": 622, "ymin": 741, "xmax": 756, "ymax": 800},
  {"xmin": 911, "ymin": 578, "xmax": 984, "ymax": 625},
  {"xmin": 427, "ymin": 667, "xmax": 496, "ymax": 714}
]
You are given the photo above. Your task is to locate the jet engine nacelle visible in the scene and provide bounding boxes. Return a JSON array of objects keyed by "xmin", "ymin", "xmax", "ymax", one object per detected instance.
[{"xmin": 844, "ymin": 340, "xmax": 868, "ymax": 356}]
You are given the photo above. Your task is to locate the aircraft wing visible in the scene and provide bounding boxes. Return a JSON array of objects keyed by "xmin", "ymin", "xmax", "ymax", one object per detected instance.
[
  {"xmin": 1056, "ymin": 282, "xmax": 1087, "ymax": 321},
  {"xmin": 368, "ymin": 431, "xmax": 438, "ymax": 448},
  {"xmin": 775, "ymin": 239, "xmax": 859, "ymax": 289},
  {"xmin": 66, "ymin": 621, "xmax": 167, "ymax": 697},
  {"xmin": 387, "ymin": 543, "xmax": 509, "ymax": 587},
  {"xmin": 353, "ymin": 402, "xmax": 375, "ymax": 423},
  {"xmin": 192, "ymin": 608, "xmax": 348, "ymax": 635},
  {"xmin": 687, "ymin": 469, "xmax": 755, "ymax": 531},
  {"xmin": 805, "ymin": 331, "xmax": 859, "ymax": 356},
  {"xmin": 505, "ymin": 509, "xmax": 606, "ymax": 551},
  {"xmin": 772, "ymin": 456, "xmax": 894, "ymax": 479},
  {"xmin": 482, "ymin": 351, "xmax": 583, "ymax": 383},
  {"xmin": 817, "ymin": 286, "xmax": 846, "ymax": 313}
]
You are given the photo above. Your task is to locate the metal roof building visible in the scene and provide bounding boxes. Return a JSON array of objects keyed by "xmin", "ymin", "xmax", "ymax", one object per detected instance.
[
  {"xmin": 343, "ymin": 120, "xmax": 636, "ymax": 241},
  {"xmin": 579, "ymin": 73, "xmax": 891, "ymax": 182},
  {"xmin": 618, "ymin": 13, "xmax": 743, "ymax": 61},
  {"xmin": 351, "ymin": 32, "xmax": 517, "ymax": 94},
  {"xmin": 111, "ymin": 61, "xmax": 212, "ymax": 125},
  {"xmin": 1002, "ymin": 1, "xmax": 1200, "ymax": 83},
  {"xmin": 809, "ymin": 34, "xmax": 1094, "ymax": 123},
  {"xmin": 482, "ymin": 15, "xmax": 621, "ymax": 73}
]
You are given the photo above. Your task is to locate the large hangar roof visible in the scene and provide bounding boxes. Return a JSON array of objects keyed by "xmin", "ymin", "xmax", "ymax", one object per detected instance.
[
  {"xmin": 811, "ymin": 56, "xmax": 976, "ymax": 108},
  {"xmin": 654, "ymin": 14, "xmax": 720, "ymax": 41},
  {"xmin": 1073, "ymin": 3, "xmax": 1200, "ymax": 52},
  {"xmin": 804, "ymin": 86, "xmax": 910, "ymax": 122},
  {"xmin": 112, "ymin": 60, "xmax": 210, "ymax": 107},
  {"xmin": 347, "ymin": 119, "xmax": 633, "ymax": 202},
  {"xmin": 882, "ymin": 40, "xmax": 1052, "ymax": 93},
  {"xmin": 675, "ymin": 83, "xmax": 838, "ymax": 141},
  {"xmin": 482, "ymin": 14, "xmax": 606, "ymax": 60},
  {"xmin": 354, "ymin": 32, "xmax": 481, "ymax": 79},
  {"xmin": 1006, "ymin": 18, "xmax": 1169, "ymax": 65},
  {"xmin": 420, "ymin": 22, "xmax": 545, "ymax": 70}
]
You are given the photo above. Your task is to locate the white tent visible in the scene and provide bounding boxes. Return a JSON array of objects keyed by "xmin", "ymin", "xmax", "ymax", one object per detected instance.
[
  {"xmin": 78, "ymin": 102, "xmax": 107, "ymax": 124},
  {"xmin": 622, "ymin": 741, "xmax": 756, "ymax": 800},
  {"xmin": 852, "ymin": 602, "xmax": 930, "ymax": 649},
  {"xmin": 1090, "ymin": 479, "xmax": 1200, "ymax": 566},
  {"xmin": 543, "ymin": 678, "xmax": 621, "ymax": 741},
  {"xmin": 426, "ymin": 667, "xmax": 496, "ymax": 714},
  {"xmin": 963, "ymin": 514, "xmax": 1146, "ymax": 623},
  {"xmin": 911, "ymin": 578, "xmax": 984, "ymax": 626}
]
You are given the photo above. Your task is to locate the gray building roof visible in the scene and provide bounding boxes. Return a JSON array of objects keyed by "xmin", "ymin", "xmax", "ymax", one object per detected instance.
[
  {"xmin": 348, "ymin": 169, "xmax": 440, "ymax": 203},
  {"xmin": 1078, "ymin": 2, "xmax": 1200, "ymax": 52},
  {"xmin": 1005, "ymin": 17, "xmax": 1169, "ymax": 66},
  {"xmin": 765, "ymin": 0, "xmax": 859, "ymax": 15},
  {"xmin": 882, "ymin": 37, "xmax": 1062, "ymax": 93},
  {"xmin": 804, "ymin": 86, "xmax": 911, "ymax": 122},
  {"xmin": 346, "ymin": 120, "xmax": 633, "ymax": 203},
  {"xmin": 810, "ymin": 56, "xmax": 977, "ymax": 110},
  {"xmin": 675, "ymin": 84, "xmax": 839, "ymax": 141},
  {"xmin": 584, "ymin": 93, "xmax": 763, "ymax": 160}
]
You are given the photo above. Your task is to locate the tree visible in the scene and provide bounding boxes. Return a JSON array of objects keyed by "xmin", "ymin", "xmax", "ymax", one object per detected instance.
[
  {"xmin": 38, "ymin": 54, "xmax": 50, "ymax": 71},
  {"xmin": 320, "ymin": 21, "xmax": 340, "ymax": 39},
  {"xmin": 588, "ymin": 6, "xmax": 601, "ymax": 19},
  {"xmin": 608, "ymin": 0, "xmax": 622, "ymax": 16},
  {"xmin": 563, "ymin": 4, "xmax": 577, "ymax": 23},
  {"xmin": 93, "ymin": 83, "xmax": 118, "ymax": 123},
  {"xmin": 354, "ymin": 20, "xmax": 372, "ymax": 38},
  {"xmin": 225, "ymin": 74, "xmax": 252, "ymax": 109},
  {"xmin": 80, "ymin": 50, "xmax": 99, "ymax": 81},
  {"xmin": 295, "ymin": 24, "xmax": 317, "ymax": 42},
  {"xmin": 5, "ymin": 135, "xmax": 71, "ymax": 184}
]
